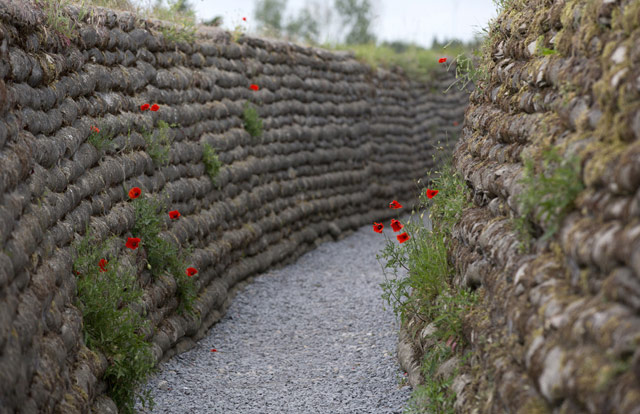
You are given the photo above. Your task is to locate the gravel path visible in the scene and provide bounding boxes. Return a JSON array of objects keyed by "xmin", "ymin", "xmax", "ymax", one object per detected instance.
[{"xmin": 135, "ymin": 221, "xmax": 414, "ymax": 413}]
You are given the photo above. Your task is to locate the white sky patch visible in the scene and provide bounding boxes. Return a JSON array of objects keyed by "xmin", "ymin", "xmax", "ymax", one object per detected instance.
[{"xmin": 187, "ymin": 0, "xmax": 499, "ymax": 47}]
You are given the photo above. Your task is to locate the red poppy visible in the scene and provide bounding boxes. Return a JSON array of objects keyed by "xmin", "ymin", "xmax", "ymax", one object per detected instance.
[
  {"xmin": 453, "ymin": 121, "xmax": 459, "ymax": 126},
  {"xmin": 389, "ymin": 200, "xmax": 402, "ymax": 209},
  {"xmin": 242, "ymin": 17, "xmax": 246, "ymax": 21},
  {"xmin": 169, "ymin": 210, "xmax": 180, "ymax": 219},
  {"xmin": 128, "ymin": 187, "xmax": 141, "ymax": 199},
  {"xmin": 150, "ymin": 104, "xmax": 160, "ymax": 111},
  {"xmin": 98, "ymin": 258, "xmax": 108, "ymax": 272},
  {"xmin": 439, "ymin": 57, "xmax": 447, "ymax": 63},
  {"xmin": 426, "ymin": 189, "xmax": 439, "ymax": 199},
  {"xmin": 91, "ymin": 126, "xmax": 100, "ymax": 133},
  {"xmin": 211, "ymin": 348, "xmax": 217, "ymax": 352},
  {"xmin": 140, "ymin": 103, "xmax": 150, "ymax": 111},
  {"xmin": 126, "ymin": 237, "xmax": 141, "ymax": 250},
  {"xmin": 391, "ymin": 219, "xmax": 403, "ymax": 232},
  {"xmin": 250, "ymin": 84, "xmax": 259, "ymax": 91},
  {"xmin": 397, "ymin": 232, "xmax": 410, "ymax": 243},
  {"xmin": 186, "ymin": 267, "xmax": 198, "ymax": 277},
  {"xmin": 373, "ymin": 222, "xmax": 384, "ymax": 233}
]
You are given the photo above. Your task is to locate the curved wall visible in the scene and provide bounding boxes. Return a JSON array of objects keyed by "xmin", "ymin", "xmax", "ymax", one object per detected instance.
[{"xmin": 0, "ymin": 1, "xmax": 468, "ymax": 412}]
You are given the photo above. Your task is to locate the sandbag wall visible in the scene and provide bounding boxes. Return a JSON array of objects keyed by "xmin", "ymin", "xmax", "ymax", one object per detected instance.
[
  {"xmin": 449, "ymin": 0, "xmax": 640, "ymax": 413},
  {"xmin": 0, "ymin": 1, "xmax": 468, "ymax": 413}
]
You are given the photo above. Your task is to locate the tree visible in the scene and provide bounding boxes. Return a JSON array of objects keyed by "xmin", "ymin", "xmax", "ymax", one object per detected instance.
[
  {"xmin": 334, "ymin": 0, "xmax": 376, "ymax": 45},
  {"xmin": 254, "ymin": 0, "xmax": 288, "ymax": 37},
  {"xmin": 285, "ymin": 1, "xmax": 321, "ymax": 44}
]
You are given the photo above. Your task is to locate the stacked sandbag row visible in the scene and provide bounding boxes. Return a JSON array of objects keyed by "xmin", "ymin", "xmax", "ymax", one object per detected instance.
[
  {"xmin": 449, "ymin": 0, "xmax": 640, "ymax": 412},
  {"xmin": 0, "ymin": 1, "xmax": 468, "ymax": 413}
]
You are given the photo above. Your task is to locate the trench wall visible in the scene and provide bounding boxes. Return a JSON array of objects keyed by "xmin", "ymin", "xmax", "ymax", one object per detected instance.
[
  {"xmin": 0, "ymin": 1, "xmax": 468, "ymax": 413},
  {"xmin": 442, "ymin": 0, "xmax": 640, "ymax": 413}
]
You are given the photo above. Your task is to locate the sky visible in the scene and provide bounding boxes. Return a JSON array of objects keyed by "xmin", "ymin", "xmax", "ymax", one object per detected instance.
[{"xmin": 185, "ymin": 0, "xmax": 499, "ymax": 48}]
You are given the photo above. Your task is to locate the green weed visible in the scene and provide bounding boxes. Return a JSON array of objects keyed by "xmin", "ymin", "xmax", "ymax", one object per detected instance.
[
  {"xmin": 130, "ymin": 191, "xmax": 198, "ymax": 318},
  {"xmin": 536, "ymin": 35, "xmax": 558, "ymax": 56},
  {"xmin": 202, "ymin": 142, "xmax": 222, "ymax": 184},
  {"xmin": 36, "ymin": 0, "xmax": 78, "ymax": 41},
  {"xmin": 72, "ymin": 225, "xmax": 157, "ymax": 414},
  {"xmin": 142, "ymin": 121, "xmax": 173, "ymax": 167},
  {"xmin": 404, "ymin": 343, "xmax": 459, "ymax": 414},
  {"xmin": 87, "ymin": 125, "xmax": 115, "ymax": 152},
  {"xmin": 242, "ymin": 102, "xmax": 263, "ymax": 139},
  {"xmin": 513, "ymin": 146, "xmax": 583, "ymax": 251}
]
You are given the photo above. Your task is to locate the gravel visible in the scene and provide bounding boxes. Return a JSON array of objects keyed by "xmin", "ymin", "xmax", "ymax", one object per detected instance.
[{"xmin": 134, "ymin": 221, "xmax": 414, "ymax": 414}]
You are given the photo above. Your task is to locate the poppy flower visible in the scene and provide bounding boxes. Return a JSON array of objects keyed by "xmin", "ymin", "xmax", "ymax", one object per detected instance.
[
  {"xmin": 91, "ymin": 126, "xmax": 100, "ymax": 133},
  {"xmin": 211, "ymin": 348, "xmax": 217, "ymax": 352},
  {"xmin": 186, "ymin": 267, "xmax": 198, "ymax": 277},
  {"xmin": 453, "ymin": 121, "xmax": 459, "ymax": 126},
  {"xmin": 242, "ymin": 17, "xmax": 246, "ymax": 21},
  {"xmin": 150, "ymin": 104, "xmax": 160, "ymax": 111},
  {"xmin": 169, "ymin": 210, "xmax": 180, "ymax": 219},
  {"xmin": 373, "ymin": 222, "xmax": 384, "ymax": 233},
  {"xmin": 140, "ymin": 103, "xmax": 150, "ymax": 111},
  {"xmin": 391, "ymin": 219, "xmax": 403, "ymax": 232},
  {"xmin": 126, "ymin": 237, "xmax": 141, "ymax": 250},
  {"xmin": 426, "ymin": 189, "xmax": 439, "ymax": 199},
  {"xmin": 98, "ymin": 258, "xmax": 108, "ymax": 272},
  {"xmin": 250, "ymin": 84, "xmax": 259, "ymax": 91},
  {"xmin": 397, "ymin": 232, "xmax": 410, "ymax": 243},
  {"xmin": 438, "ymin": 57, "xmax": 447, "ymax": 63},
  {"xmin": 128, "ymin": 187, "xmax": 141, "ymax": 199},
  {"xmin": 389, "ymin": 200, "xmax": 402, "ymax": 209}
]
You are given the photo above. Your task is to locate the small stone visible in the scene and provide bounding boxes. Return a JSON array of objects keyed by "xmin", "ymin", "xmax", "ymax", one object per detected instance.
[{"xmin": 158, "ymin": 380, "xmax": 169, "ymax": 391}]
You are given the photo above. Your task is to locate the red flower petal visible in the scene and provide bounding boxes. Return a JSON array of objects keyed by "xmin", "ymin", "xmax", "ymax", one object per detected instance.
[
  {"xmin": 426, "ymin": 189, "xmax": 439, "ymax": 199},
  {"xmin": 242, "ymin": 17, "xmax": 246, "ymax": 21},
  {"xmin": 250, "ymin": 84, "xmax": 259, "ymax": 91},
  {"xmin": 397, "ymin": 232, "xmax": 410, "ymax": 243},
  {"xmin": 438, "ymin": 57, "xmax": 447, "ymax": 63},
  {"xmin": 140, "ymin": 103, "xmax": 150, "ymax": 111},
  {"xmin": 128, "ymin": 187, "xmax": 141, "ymax": 199},
  {"xmin": 169, "ymin": 210, "xmax": 181, "ymax": 219},
  {"xmin": 373, "ymin": 222, "xmax": 384, "ymax": 233},
  {"xmin": 389, "ymin": 200, "xmax": 403, "ymax": 209},
  {"xmin": 186, "ymin": 267, "xmax": 198, "ymax": 276},
  {"xmin": 150, "ymin": 104, "xmax": 160, "ymax": 111},
  {"xmin": 98, "ymin": 258, "xmax": 108, "ymax": 272},
  {"xmin": 126, "ymin": 237, "xmax": 141, "ymax": 250},
  {"xmin": 91, "ymin": 126, "xmax": 100, "ymax": 133},
  {"xmin": 211, "ymin": 348, "xmax": 217, "ymax": 352},
  {"xmin": 453, "ymin": 121, "xmax": 459, "ymax": 126},
  {"xmin": 390, "ymin": 219, "xmax": 403, "ymax": 232}
]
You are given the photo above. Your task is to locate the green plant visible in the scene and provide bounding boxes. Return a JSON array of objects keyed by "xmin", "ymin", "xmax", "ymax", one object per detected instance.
[
  {"xmin": 242, "ymin": 102, "xmax": 263, "ymax": 139},
  {"xmin": 130, "ymin": 192, "xmax": 198, "ymax": 317},
  {"xmin": 536, "ymin": 35, "xmax": 558, "ymax": 56},
  {"xmin": 36, "ymin": 0, "xmax": 78, "ymax": 41},
  {"xmin": 513, "ymin": 146, "xmax": 584, "ymax": 250},
  {"xmin": 142, "ymin": 121, "xmax": 173, "ymax": 167},
  {"xmin": 403, "ymin": 342, "xmax": 461, "ymax": 414},
  {"xmin": 72, "ymin": 225, "xmax": 157, "ymax": 414},
  {"xmin": 88, "ymin": 125, "xmax": 115, "ymax": 152},
  {"xmin": 202, "ymin": 142, "xmax": 222, "ymax": 184}
]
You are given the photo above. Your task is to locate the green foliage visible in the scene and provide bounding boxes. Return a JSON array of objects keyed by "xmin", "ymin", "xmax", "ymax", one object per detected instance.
[
  {"xmin": 328, "ymin": 42, "xmax": 469, "ymax": 82},
  {"xmin": 242, "ymin": 102, "xmax": 263, "ymax": 139},
  {"xmin": 378, "ymin": 160, "xmax": 475, "ymax": 339},
  {"xmin": 142, "ymin": 121, "xmax": 173, "ymax": 167},
  {"xmin": 404, "ymin": 343, "xmax": 461, "ymax": 414},
  {"xmin": 72, "ymin": 226, "xmax": 157, "ymax": 414},
  {"xmin": 334, "ymin": 0, "xmax": 376, "ymax": 45},
  {"xmin": 285, "ymin": 4, "xmax": 321, "ymax": 44},
  {"xmin": 36, "ymin": 0, "xmax": 78, "ymax": 41},
  {"xmin": 514, "ymin": 147, "xmax": 584, "ymax": 250},
  {"xmin": 536, "ymin": 35, "xmax": 558, "ymax": 56},
  {"xmin": 254, "ymin": 0, "xmax": 288, "ymax": 36},
  {"xmin": 202, "ymin": 142, "xmax": 222, "ymax": 184},
  {"xmin": 130, "ymin": 193, "xmax": 198, "ymax": 317},
  {"xmin": 87, "ymin": 125, "xmax": 115, "ymax": 152}
]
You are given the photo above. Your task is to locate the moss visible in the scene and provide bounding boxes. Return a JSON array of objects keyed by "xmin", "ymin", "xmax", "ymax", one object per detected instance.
[{"xmin": 518, "ymin": 396, "xmax": 551, "ymax": 414}]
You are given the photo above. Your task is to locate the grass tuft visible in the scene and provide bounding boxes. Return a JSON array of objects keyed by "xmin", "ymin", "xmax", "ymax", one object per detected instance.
[
  {"xmin": 202, "ymin": 142, "xmax": 222, "ymax": 185},
  {"xmin": 142, "ymin": 121, "xmax": 173, "ymax": 167},
  {"xmin": 513, "ymin": 146, "xmax": 583, "ymax": 251},
  {"xmin": 242, "ymin": 102, "xmax": 263, "ymax": 139}
]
